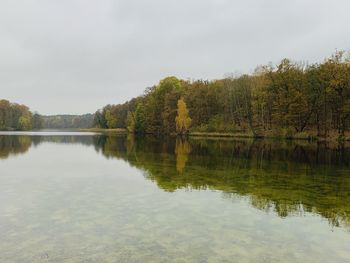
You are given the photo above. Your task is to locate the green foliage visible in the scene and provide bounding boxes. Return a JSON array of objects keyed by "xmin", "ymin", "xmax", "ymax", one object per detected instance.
[
  {"xmin": 280, "ymin": 127, "xmax": 294, "ymax": 139},
  {"xmin": 0, "ymin": 99, "xmax": 34, "ymax": 131},
  {"xmin": 43, "ymin": 114, "xmax": 94, "ymax": 129},
  {"xmin": 93, "ymin": 110, "xmax": 107, "ymax": 128},
  {"xmin": 17, "ymin": 116, "xmax": 32, "ymax": 130},
  {"xmin": 93, "ymin": 51, "xmax": 350, "ymax": 138},
  {"xmin": 32, "ymin": 113, "xmax": 43, "ymax": 129},
  {"xmin": 105, "ymin": 110, "xmax": 117, "ymax": 129},
  {"xmin": 126, "ymin": 111, "xmax": 135, "ymax": 133},
  {"xmin": 135, "ymin": 103, "xmax": 146, "ymax": 134},
  {"xmin": 192, "ymin": 115, "xmax": 237, "ymax": 133},
  {"xmin": 156, "ymin": 76, "xmax": 181, "ymax": 94},
  {"xmin": 93, "ymin": 99, "xmax": 138, "ymax": 129}
]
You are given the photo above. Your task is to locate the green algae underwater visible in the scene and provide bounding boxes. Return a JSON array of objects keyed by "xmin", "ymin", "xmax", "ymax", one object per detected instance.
[{"xmin": 1, "ymin": 132, "xmax": 350, "ymax": 262}]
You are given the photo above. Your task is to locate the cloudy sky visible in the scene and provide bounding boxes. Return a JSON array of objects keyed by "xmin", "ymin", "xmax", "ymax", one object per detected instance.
[{"xmin": 1, "ymin": 0, "xmax": 349, "ymax": 115}]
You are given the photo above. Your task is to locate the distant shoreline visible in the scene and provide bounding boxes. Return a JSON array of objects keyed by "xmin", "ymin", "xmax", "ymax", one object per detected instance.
[{"xmin": 80, "ymin": 128, "xmax": 128, "ymax": 134}]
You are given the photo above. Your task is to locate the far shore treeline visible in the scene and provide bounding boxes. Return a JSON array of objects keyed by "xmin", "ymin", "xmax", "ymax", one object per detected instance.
[
  {"xmin": 93, "ymin": 51, "xmax": 350, "ymax": 140},
  {"xmin": 1, "ymin": 51, "xmax": 350, "ymax": 139},
  {"xmin": 0, "ymin": 101, "xmax": 94, "ymax": 130}
]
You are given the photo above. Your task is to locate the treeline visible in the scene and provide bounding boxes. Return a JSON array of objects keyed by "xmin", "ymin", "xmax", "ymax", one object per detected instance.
[
  {"xmin": 0, "ymin": 99, "xmax": 43, "ymax": 130},
  {"xmin": 42, "ymin": 114, "xmax": 94, "ymax": 129},
  {"xmin": 0, "ymin": 100, "xmax": 95, "ymax": 130},
  {"xmin": 93, "ymin": 51, "xmax": 350, "ymax": 139}
]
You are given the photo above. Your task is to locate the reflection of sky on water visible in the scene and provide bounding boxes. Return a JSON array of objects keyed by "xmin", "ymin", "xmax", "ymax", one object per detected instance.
[{"xmin": 0, "ymin": 133, "xmax": 350, "ymax": 262}]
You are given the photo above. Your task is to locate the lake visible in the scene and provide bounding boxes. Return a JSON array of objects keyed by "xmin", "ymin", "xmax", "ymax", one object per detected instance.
[{"xmin": 1, "ymin": 132, "xmax": 350, "ymax": 263}]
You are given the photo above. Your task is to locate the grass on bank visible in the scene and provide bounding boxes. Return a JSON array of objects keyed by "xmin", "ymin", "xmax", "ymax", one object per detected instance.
[
  {"xmin": 80, "ymin": 127, "xmax": 350, "ymax": 142},
  {"xmin": 189, "ymin": 130, "xmax": 350, "ymax": 142}
]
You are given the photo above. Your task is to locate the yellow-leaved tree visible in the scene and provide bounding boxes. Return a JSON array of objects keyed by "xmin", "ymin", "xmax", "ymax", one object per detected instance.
[{"xmin": 175, "ymin": 98, "xmax": 192, "ymax": 134}]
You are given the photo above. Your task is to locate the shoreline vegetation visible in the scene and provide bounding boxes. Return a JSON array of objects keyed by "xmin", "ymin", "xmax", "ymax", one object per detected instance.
[
  {"xmin": 0, "ymin": 101, "xmax": 94, "ymax": 131},
  {"xmin": 2, "ymin": 51, "xmax": 350, "ymax": 143},
  {"xmin": 80, "ymin": 128, "xmax": 350, "ymax": 142},
  {"xmin": 0, "ymin": 99, "xmax": 42, "ymax": 131},
  {"xmin": 92, "ymin": 51, "xmax": 350, "ymax": 142}
]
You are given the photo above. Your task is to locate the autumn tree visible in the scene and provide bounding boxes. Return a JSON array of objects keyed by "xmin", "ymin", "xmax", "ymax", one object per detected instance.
[
  {"xmin": 0, "ymin": 100, "xmax": 34, "ymax": 131},
  {"xmin": 319, "ymin": 51, "xmax": 350, "ymax": 136},
  {"xmin": 175, "ymin": 98, "xmax": 192, "ymax": 134},
  {"xmin": 0, "ymin": 100, "xmax": 11, "ymax": 129},
  {"xmin": 93, "ymin": 51, "xmax": 350, "ymax": 139}
]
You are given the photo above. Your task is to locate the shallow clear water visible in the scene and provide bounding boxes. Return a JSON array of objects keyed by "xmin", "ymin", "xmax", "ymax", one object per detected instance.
[{"xmin": 1, "ymin": 133, "xmax": 350, "ymax": 262}]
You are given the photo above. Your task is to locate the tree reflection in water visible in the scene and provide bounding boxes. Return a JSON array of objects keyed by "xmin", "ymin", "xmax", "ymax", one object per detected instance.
[{"xmin": 1, "ymin": 134, "xmax": 350, "ymax": 230}]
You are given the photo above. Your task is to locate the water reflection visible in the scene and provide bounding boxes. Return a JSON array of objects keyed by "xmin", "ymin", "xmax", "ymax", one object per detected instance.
[
  {"xmin": 0, "ymin": 135, "xmax": 32, "ymax": 159},
  {"xmin": 1, "ymin": 134, "xmax": 350, "ymax": 230},
  {"xmin": 175, "ymin": 138, "xmax": 191, "ymax": 174}
]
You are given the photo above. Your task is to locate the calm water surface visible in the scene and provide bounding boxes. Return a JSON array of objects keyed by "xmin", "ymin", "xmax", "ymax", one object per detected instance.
[{"xmin": 1, "ymin": 132, "xmax": 350, "ymax": 262}]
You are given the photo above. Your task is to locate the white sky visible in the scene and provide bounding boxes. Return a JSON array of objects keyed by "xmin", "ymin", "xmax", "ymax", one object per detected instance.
[{"xmin": 1, "ymin": 0, "xmax": 349, "ymax": 114}]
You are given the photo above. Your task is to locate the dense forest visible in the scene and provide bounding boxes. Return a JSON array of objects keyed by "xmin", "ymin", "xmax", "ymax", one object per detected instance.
[
  {"xmin": 0, "ymin": 99, "xmax": 43, "ymax": 130},
  {"xmin": 93, "ymin": 51, "xmax": 350, "ymax": 140},
  {"xmin": 2, "ymin": 51, "xmax": 350, "ymax": 138},
  {"xmin": 0, "ymin": 100, "xmax": 94, "ymax": 130},
  {"xmin": 42, "ymin": 114, "xmax": 94, "ymax": 129}
]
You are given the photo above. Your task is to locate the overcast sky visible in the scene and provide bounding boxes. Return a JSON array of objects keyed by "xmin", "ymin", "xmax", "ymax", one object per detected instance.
[{"xmin": 1, "ymin": 0, "xmax": 349, "ymax": 115}]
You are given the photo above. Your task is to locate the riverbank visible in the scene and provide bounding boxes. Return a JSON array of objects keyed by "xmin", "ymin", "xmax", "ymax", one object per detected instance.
[
  {"xmin": 189, "ymin": 130, "xmax": 350, "ymax": 142},
  {"xmin": 79, "ymin": 128, "xmax": 350, "ymax": 142}
]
